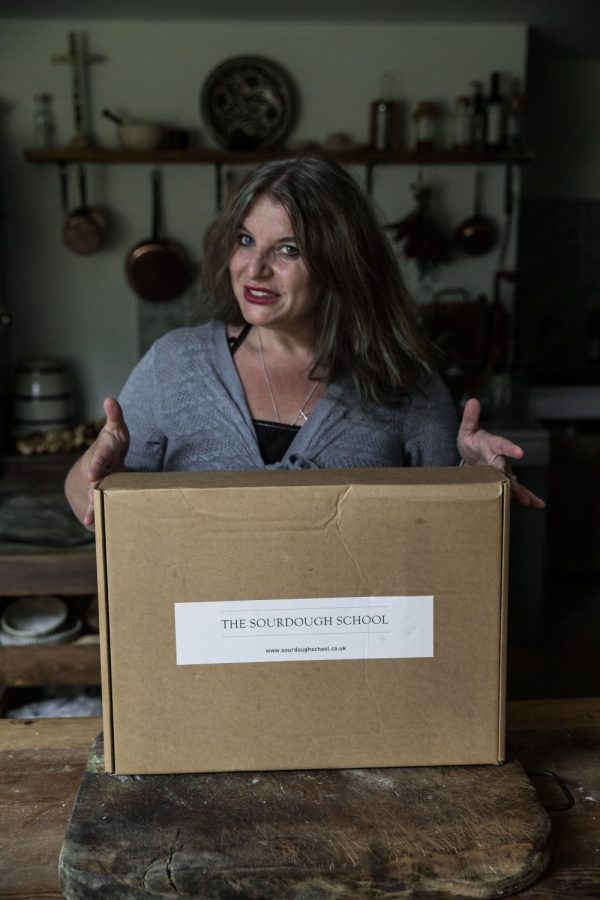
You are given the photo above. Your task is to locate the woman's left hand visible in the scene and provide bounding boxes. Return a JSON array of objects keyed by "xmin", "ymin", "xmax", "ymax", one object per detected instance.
[{"xmin": 457, "ymin": 397, "xmax": 546, "ymax": 509}]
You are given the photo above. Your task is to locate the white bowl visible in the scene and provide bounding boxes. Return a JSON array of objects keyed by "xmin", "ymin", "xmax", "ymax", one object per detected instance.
[
  {"xmin": 0, "ymin": 618, "xmax": 83, "ymax": 647},
  {"xmin": 1, "ymin": 595, "xmax": 68, "ymax": 637},
  {"xmin": 117, "ymin": 123, "xmax": 163, "ymax": 150}
]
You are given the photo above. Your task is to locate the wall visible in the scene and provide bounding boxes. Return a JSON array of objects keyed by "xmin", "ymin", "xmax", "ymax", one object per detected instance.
[
  {"xmin": 517, "ymin": 52, "xmax": 600, "ymax": 586},
  {"xmin": 525, "ymin": 57, "xmax": 600, "ymax": 200},
  {"xmin": 0, "ymin": 19, "xmax": 526, "ymax": 423},
  {"xmin": 516, "ymin": 55, "xmax": 600, "ymax": 385}
]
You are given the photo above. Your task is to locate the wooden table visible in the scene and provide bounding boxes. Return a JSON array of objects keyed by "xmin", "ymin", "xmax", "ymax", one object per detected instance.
[{"xmin": 1, "ymin": 698, "xmax": 598, "ymax": 899}]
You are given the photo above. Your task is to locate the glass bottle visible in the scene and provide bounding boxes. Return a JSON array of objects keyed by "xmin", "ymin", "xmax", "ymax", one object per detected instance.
[
  {"xmin": 470, "ymin": 81, "xmax": 486, "ymax": 151},
  {"xmin": 485, "ymin": 72, "xmax": 505, "ymax": 150},
  {"xmin": 33, "ymin": 93, "xmax": 55, "ymax": 147},
  {"xmin": 453, "ymin": 96, "xmax": 471, "ymax": 152},
  {"xmin": 506, "ymin": 78, "xmax": 524, "ymax": 149},
  {"xmin": 369, "ymin": 72, "xmax": 400, "ymax": 152}
]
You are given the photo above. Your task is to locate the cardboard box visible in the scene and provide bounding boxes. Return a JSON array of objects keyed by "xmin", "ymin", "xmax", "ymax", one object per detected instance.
[{"xmin": 95, "ymin": 467, "xmax": 510, "ymax": 775}]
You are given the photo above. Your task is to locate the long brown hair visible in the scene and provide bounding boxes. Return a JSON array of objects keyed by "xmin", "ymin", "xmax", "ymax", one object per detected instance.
[{"xmin": 202, "ymin": 154, "xmax": 434, "ymax": 408}]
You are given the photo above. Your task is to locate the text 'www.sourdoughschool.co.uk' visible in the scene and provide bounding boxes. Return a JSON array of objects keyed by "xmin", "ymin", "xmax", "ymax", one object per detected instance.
[{"xmin": 174, "ymin": 596, "xmax": 433, "ymax": 665}]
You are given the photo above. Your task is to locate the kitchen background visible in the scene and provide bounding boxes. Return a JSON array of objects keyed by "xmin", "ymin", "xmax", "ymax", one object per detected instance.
[
  {"xmin": 0, "ymin": 1, "xmax": 599, "ymax": 693},
  {"xmin": 0, "ymin": 17, "xmax": 529, "ymax": 417}
]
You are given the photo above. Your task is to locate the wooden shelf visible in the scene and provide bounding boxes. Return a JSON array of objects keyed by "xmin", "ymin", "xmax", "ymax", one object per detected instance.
[
  {"xmin": 0, "ymin": 555, "xmax": 98, "ymax": 691},
  {"xmin": 0, "ymin": 549, "xmax": 96, "ymax": 597},
  {"xmin": 0, "ymin": 643, "xmax": 100, "ymax": 688},
  {"xmin": 23, "ymin": 146, "xmax": 534, "ymax": 166},
  {"xmin": 0, "ymin": 453, "xmax": 99, "ymax": 694},
  {"xmin": 24, "ymin": 145, "xmax": 533, "ymax": 203},
  {"xmin": 1, "ymin": 452, "xmax": 81, "ymax": 482}
]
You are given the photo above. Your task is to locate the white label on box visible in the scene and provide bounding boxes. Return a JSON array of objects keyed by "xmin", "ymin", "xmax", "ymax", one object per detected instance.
[{"xmin": 174, "ymin": 596, "xmax": 433, "ymax": 665}]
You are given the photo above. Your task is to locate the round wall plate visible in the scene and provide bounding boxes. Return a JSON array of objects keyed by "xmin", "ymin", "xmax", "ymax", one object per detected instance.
[{"xmin": 201, "ymin": 56, "xmax": 298, "ymax": 150}]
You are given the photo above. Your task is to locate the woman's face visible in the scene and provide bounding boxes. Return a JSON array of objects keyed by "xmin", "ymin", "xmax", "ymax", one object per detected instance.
[{"xmin": 228, "ymin": 195, "xmax": 319, "ymax": 333}]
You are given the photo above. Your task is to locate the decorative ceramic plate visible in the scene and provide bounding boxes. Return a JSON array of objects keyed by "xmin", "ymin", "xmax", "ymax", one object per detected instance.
[
  {"xmin": 1, "ymin": 595, "xmax": 68, "ymax": 638},
  {"xmin": 201, "ymin": 56, "xmax": 298, "ymax": 150}
]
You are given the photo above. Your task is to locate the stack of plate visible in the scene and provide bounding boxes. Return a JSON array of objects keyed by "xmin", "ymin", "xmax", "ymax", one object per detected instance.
[{"xmin": 0, "ymin": 596, "xmax": 82, "ymax": 646}]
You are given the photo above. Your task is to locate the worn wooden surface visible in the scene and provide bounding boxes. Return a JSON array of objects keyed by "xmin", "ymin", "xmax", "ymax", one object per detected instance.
[
  {"xmin": 0, "ymin": 717, "xmax": 101, "ymax": 899},
  {"xmin": 58, "ymin": 735, "xmax": 550, "ymax": 899},
  {"xmin": 506, "ymin": 698, "xmax": 600, "ymax": 899},
  {"xmin": 1, "ymin": 699, "xmax": 599, "ymax": 899},
  {"xmin": 0, "ymin": 548, "xmax": 96, "ymax": 596},
  {"xmin": 0, "ymin": 643, "xmax": 100, "ymax": 687}
]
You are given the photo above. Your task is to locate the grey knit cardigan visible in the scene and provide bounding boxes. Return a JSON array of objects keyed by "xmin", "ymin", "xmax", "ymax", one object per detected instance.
[{"xmin": 119, "ymin": 321, "xmax": 460, "ymax": 473}]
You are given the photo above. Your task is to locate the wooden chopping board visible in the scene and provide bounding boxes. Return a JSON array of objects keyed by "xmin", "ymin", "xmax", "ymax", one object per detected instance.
[{"xmin": 59, "ymin": 734, "xmax": 550, "ymax": 899}]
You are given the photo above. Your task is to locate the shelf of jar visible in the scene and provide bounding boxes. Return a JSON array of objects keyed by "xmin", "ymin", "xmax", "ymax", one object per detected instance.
[{"xmin": 23, "ymin": 146, "xmax": 534, "ymax": 165}]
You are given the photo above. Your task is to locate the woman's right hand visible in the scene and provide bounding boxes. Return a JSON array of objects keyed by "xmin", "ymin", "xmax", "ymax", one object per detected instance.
[
  {"xmin": 83, "ymin": 397, "xmax": 130, "ymax": 525},
  {"xmin": 65, "ymin": 396, "xmax": 129, "ymax": 528},
  {"xmin": 87, "ymin": 397, "xmax": 130, "ymax": 482}
]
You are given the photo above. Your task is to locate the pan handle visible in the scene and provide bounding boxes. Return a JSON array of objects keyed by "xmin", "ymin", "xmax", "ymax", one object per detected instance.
[
  {"xmin": 78, "ymin": 164, "xmax": 88, "ymax": 210},
  {"xmin": 151, "ymin": 169, "xmax": 162, "ymax": 241},
  {"xmin": 474, "ymin": 168, "xmax": 483, "ymax": 216},
  {"xmin": 59, "ymin": 163, "xmax": 70, "ymax": 214}
]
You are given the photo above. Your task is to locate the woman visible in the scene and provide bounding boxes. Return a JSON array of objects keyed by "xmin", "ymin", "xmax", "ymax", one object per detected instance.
[{"xmin": 65, "ymin": 155, "xmax": 544, "ymax": 527}]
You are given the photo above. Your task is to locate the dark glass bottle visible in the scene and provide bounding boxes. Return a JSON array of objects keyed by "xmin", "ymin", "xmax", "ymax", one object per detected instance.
[
  {"xmin": 485, "ymin": 72, "xmax": 505, "ymax": 150},
  {"xmin": 470, "ymin": 81, "xmax": 486, "ymax": 151},
  {"xmin": 506, "ymin": 78, "xmax": 524, "ymax": 149}
]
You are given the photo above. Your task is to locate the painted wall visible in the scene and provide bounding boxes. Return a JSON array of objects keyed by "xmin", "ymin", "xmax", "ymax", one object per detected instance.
[
  {"xmin": 0, "ymin": 19, "xmax": 526, "ymax": 423},
  {"xmin": 516, "ymin": 56, "xmax": 600, "ymax": 387},
  {"xmin": 525, "ymin": 57, "xmax": 600, "ymax": 199}
]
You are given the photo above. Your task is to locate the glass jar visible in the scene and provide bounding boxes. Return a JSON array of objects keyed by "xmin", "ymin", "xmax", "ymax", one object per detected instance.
[
  {"xmin": 33, "ymin": 93, "xmax": 55, "ymax": 147},
  {"xmin": 413, "ymin": 101, "xmax": 438, "ymax": 152}
]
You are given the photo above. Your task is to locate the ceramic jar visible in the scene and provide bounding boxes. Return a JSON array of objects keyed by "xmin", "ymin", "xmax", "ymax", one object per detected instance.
[{"xmin": 11, "ymin": 357, "xmax": 75, "ymax": 436}]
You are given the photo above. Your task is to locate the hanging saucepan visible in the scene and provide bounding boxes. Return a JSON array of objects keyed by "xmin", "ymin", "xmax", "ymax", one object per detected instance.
[
  {"xmin": 61, "ymin": 164, "xmax": 106, "ymax": 255},
  {"xmin": 125, "ymin": 169, "xmax": 192, "ymax": 302},
  {"xmin": 455, "ymin": 169, "xmax": 497, "ymax": 256}
]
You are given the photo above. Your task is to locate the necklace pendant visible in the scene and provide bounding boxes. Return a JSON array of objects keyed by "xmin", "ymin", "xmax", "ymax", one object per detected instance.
[{"xmin": 257, "ymin": 327, "xmax": 319, "ymax": 428}]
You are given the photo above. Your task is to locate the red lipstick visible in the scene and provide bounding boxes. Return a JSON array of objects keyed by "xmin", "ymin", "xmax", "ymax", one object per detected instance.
[{"xmin": 243, "ymin": 285, "xmax": 279, "ymax": 305}]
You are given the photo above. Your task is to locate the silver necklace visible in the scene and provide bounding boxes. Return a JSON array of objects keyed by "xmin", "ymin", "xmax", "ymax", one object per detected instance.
[{"xmin": 257, "ymin": 327, "xmax": 319, "ymax": 427}]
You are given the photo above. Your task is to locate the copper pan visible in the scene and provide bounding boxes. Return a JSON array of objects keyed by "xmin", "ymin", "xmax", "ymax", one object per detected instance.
[
  {"xmin": 125, "ymin": 169, "xmax": 192, "ymax": 303},
  {"xmin": 62, "ymin": 164, "xmax": 105, "ymax": 255},
  {"xmin": 455, "ymin": 169, "xmax": 497, "ymax": 256}
]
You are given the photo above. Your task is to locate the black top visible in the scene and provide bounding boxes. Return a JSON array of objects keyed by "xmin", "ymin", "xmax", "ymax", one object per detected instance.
[{"xmin": 228, "ymin": 323, "xmax": 300, "ymax": 464}]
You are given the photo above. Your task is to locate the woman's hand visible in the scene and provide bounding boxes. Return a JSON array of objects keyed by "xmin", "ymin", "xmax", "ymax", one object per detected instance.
[
  {"xmin": 65, "ymin": 396, "xmax": 130, "ymax": 528},
  {"xmin": 457, "ymin": 397, "xmax": 546, "ymax": 509},
  {"xmin": 83, "ymin": 397, "xmax": 130, "ymax": 525},
  {"xmin": 87, "ymin": 397, "xmax": 130, "ymax": 480}
]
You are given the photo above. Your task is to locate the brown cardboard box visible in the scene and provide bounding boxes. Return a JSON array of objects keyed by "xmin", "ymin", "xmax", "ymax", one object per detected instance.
[{"xmin": 95, "ymin": 467, "xmax": 510, "ymax": 775}]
